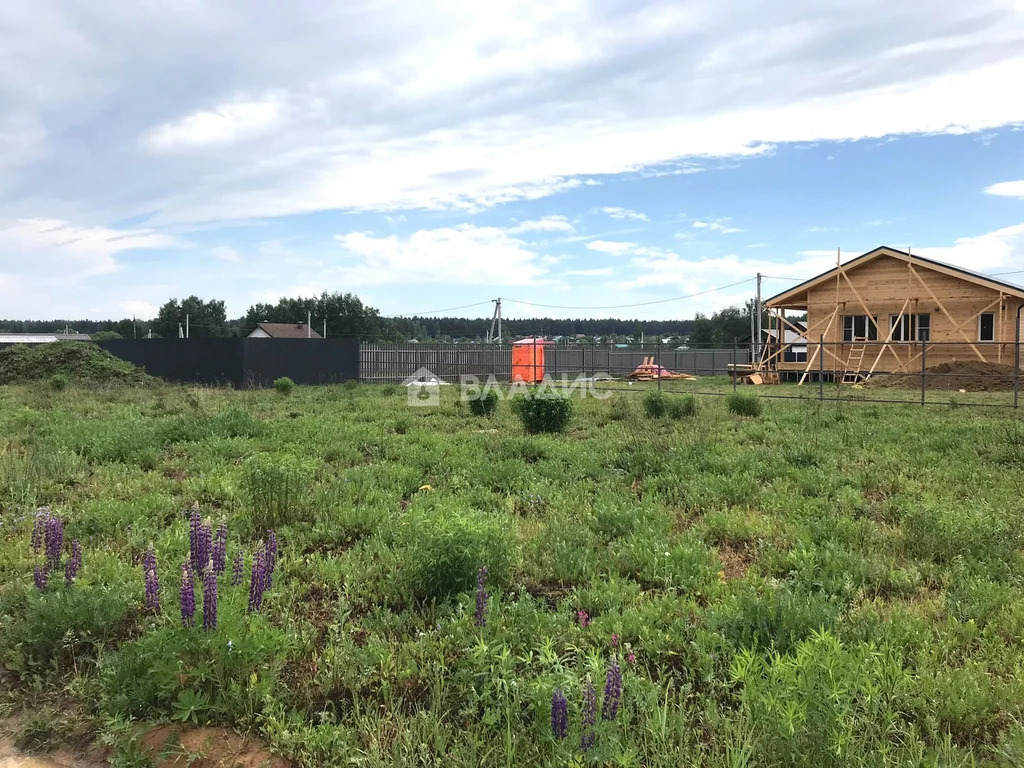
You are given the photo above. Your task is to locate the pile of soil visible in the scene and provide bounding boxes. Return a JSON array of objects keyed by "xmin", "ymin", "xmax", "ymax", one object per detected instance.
[
  {"xmin": 865, "ymin": 360, "xmax": 1017, "ymax": 391},
  {"xmin": 0, "ymin": 342, "xmax": 155, "ymax": 386}
]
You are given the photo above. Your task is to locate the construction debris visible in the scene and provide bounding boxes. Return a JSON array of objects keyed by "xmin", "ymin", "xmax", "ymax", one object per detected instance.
[{"xmin": 626, "ymin": 357, "xmax": 697, "ymax": 381}]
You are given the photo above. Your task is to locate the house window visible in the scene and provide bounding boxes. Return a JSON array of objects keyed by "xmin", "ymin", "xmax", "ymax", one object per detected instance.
[
  {"xmin": 843, "ymin": 315, "xmax": 877, "ymax": 342},
  {"xmin": 784, "ymin": 347, "xmax": 808, "ymax": 363},
  {"xmin": 979, "ymin": 313, "xmax": 995, "ymax": 342},
  {"xmin": 890, "ymin": 314, "xmax": 930, "ymax": 342}
]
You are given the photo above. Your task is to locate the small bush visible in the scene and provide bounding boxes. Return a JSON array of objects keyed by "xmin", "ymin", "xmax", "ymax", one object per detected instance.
[
  {"xmin": 643, "ymin": 390, "xmax": 667, "ymax": 418},
  {"xmin": 467, "ymin": 389, "xmax": 499, "ymax": 416},
  {"xmin": 512, "ymin": 390, "xmax": 573, "ymax": 434},
  {"xmin": 667, "ymin": 394, "xmax": 698, "ymax": 419},
  {"xmin": 608, "ymin": 396, "xmax": 632, "ymax": 421},
  {"xmin": 242, "ymin": 453, "xmax": 314, "ymax": 530},
  {"xmin": 399, "ymin": 507, "xmax": 516, "ymax": 601},
  {"xmin": 48, "ymin": 373, "xmax": 69, "ymax": 392},
  {"xmin": 726, "ymin": 392, "xmax": 762, "ymax": 417},
  {"xmin": 273, "ymin": 377, "xmax": 295, "ymax": 396}
]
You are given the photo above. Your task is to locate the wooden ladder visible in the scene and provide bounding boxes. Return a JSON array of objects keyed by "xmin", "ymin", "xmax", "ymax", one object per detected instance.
[{"xmin": 841, "ymin": 338, "xmax": 867, "ymax": 384}]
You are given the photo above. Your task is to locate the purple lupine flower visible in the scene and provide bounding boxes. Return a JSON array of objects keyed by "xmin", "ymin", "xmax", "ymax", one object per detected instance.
[
  {"xmin": 264, "ymin": 530, "xmax": 277, "ymax": 588},
  {"xmin": 33, "ymin": 564, "xmax": 49, "ymax": 591},
  {"xmin": 610, "ymin": 633, "xmax": 619, "ymax": 649},
  {"xmin": 551, "ymin": 689, "xmax": 568, "ymax": 741},
  {"xmin": 45, "ymin": 515, "xmax": 64, "ymax": 569},
  {"xmin": 180, "ymin": 561, "xmax": 195, "ymax": 627},
  {"xmin": 580, "ymin": 676, "xmax": 597, "ymax": 751},
  {"xmin": 145, "ymin": 561, "xmax": 160, "ymax": 613},
  {"xmin": 188, "ymin": 507, "xmax": 202, "ymax": 574},
  {"xmin": 475, "ymin": 566, "xmax": 489, "ymax": 627},
  {"xmin": 212, "ymin": 522, "xmax": 228, "ymax": 575},
  {"xmin": 64, "ymin": 540, "xmax": 82, "ymax": 587},
  {"xmin": 198, "ymin": 522, "xmax": 212, "ymax": 575},
  {"xmin": 31, "ymin": 507, "xmax": 50, "ymax": 552},
  {"xmin": 231, "ymin": 550, "xmax": 244, "ymax": 586},
  {"xmin": 577, "ymin": 610, "xmax": 589, "ymax": 628},
  {"xmin": 601, "ymin": 657, "xmax": 622, "ymax": 722},
  {"xmin": 627, "ymin": 651, "xmax": 636, "ymax": 666},
  {"xmin": 143, "ymin": 543, "xmax": 156, "ymax": 576},
  {"xmin": 248, "ymin": 548, "xmax": 266, "ymax": 613},
  {"xmin": 202, "ymin": 564, "xmax": 218, "ymax": 631}
]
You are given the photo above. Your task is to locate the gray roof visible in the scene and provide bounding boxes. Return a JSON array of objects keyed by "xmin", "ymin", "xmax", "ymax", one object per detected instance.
[{"xmin": 0, "ymin": 333, "xmax": 91, "ymax": 343}]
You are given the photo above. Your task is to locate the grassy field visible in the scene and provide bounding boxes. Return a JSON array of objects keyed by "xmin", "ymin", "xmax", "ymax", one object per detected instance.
[{"xmin": 3, "ymin": 380, "xmax": 1024, "ymax": 766}]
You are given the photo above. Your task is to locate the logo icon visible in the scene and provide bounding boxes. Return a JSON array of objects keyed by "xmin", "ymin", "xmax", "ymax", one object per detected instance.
[{"xmin": 402, "ymin": 367, "xmax": 448, "ymax": 406}]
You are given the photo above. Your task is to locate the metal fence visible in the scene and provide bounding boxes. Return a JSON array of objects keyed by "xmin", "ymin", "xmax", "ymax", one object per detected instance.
[{"xmin": 358, "ymin": 342, "xmax": 749, "ymax": 382}]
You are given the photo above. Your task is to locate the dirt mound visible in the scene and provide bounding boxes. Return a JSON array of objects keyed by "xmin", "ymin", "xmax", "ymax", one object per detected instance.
[
  {"xmin": 141, "ymin": 725, "xmax": 292, "ymax": 768},
  {"xmin": 866, "ymin": 360, "xmax": 1016, "ymax": 391},
  {"xmin": 0, "ymin": 342, "xmax": 155, "ymax": 386}
]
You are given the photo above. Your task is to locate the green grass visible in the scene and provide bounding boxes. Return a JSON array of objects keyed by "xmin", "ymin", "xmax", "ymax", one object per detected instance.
[{"xmin": 2, "ymin": 380, "xmax": 1024, "ymax": 766}]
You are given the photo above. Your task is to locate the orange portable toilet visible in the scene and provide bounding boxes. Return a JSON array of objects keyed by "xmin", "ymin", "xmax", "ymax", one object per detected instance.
[{"xmin": 512, "ymin": 338, "xmax": 551, "ymax": 382}]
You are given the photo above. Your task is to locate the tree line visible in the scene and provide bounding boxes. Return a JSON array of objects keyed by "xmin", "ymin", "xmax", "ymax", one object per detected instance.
[{"xmin": 0, "ymin": 294, "xmax": 782, "ymax": 346}]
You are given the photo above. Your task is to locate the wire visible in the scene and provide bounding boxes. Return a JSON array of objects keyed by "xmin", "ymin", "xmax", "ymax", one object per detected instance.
[
  {"xmin": 386, "ymin": 300, "xmax": 495, "ymax": 317},
  {"xmin": 503, "ymin": 278, "xmax": 755, "ymax": 311},
  {"xmin": 760, "ymin": 275, "xmax": 801, "ymax": 281},
  {"xmin": 988, "ymin": 269, "xmax": 1024, "ymax": 278}
]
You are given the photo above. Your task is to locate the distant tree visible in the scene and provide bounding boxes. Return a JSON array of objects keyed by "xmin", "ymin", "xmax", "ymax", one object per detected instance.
[
  {"xmin": 242, "ymin": 291, "xmax": 400, "ymax": 342},
  {"xmin": 688, "ymin": 314, "xmax": 714, "ymax": 346},
  {"xmin": 152, "ymin": 296, "xmax": 227, "ymax": 338},
  {"xmin": 710, "ymin": 306, "xmax": 750, "ymax": 346},
  {"xmin": 91, "ymin": 330, "xmax": 124, "ymax": 341}
]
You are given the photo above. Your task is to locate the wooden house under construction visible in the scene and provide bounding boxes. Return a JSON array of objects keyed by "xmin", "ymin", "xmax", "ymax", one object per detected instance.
[{"xmin": 762, "ymin": 246, "xmax": 1024, "ymax": 383}]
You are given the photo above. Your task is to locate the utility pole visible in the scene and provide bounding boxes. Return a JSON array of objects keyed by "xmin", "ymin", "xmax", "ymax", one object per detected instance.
[
  {"xmin": 323, "ymin": 318, "xmax": 326, "ymax": 338},
  {"xmin": 133, "ymin": 316, "xmax": 137, "ymax": 339},
  {"xmin": 307, "ymin": 311, "xmax": 311, "ymax": 338},
  {"xmin": 755, "ymin": 272, "xmax": 762, "ymax": 364},
  {"xmin": 487, "ymin": 298, "xmax": 503, "ymax": 344},
  {"xmin": 185, "ymin": 314, "xmax": 189, "ymax": 339},
  {"xmin": 178, "ymin": 322, "xmax": 183, "ymax": 339}
]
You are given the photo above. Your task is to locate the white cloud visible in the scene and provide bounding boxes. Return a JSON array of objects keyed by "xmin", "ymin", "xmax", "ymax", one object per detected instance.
[
  {"xmin": 565, "ymin": 267, "xmax": 614, "ymax": 276},
  {"xmin": 0, "ymin": 218, "xmax": 178, "ymax": 318},
  {"xmin": 915, "ymin": 223, "xmax": 1024, "ymax": 272},
  {"xmin": 691, "ymin": 218, "xmax": 742, "ymax": 234},
  {"xmin": 118, "ymin": 300, "xmax": 160, "ymax": 318},
  {"xmin": 985, "ymin": 180, "xmax": 1024, "ymax": 199},
  {"xmin": 211, "ymin": 246, "xmax": 242, "ymax": 262},
  {"xmin": 0, "ymin": 218, "xmax": 175, "ymax": 277},
  {"xmin": 1, "ymin": 2, "xmax": 1023, "ymax": 222},
  {"xmin": 508, "ymin": 215, "xmax": 575, "ymax": 234},
  {"xmin": 587, "ymin": 240, "xmax": 637, "ymax": 254},
  {"xmin": 599, "ymin": 207, "xmax": 649, "ymax": 222},
  {"xmin": 333, "ymin": 224, "xmax": 546, "ymax": 285},
  {"xmin": 146, "ymin": 97, "xmax": 284, "ymax": 151},
  {"xmin": 797, "ymin": 249, "xmax": 840, "ymax": 257}
]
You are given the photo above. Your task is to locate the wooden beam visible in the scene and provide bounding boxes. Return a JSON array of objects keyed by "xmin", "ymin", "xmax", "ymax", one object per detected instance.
[
  {"xmin": 799, "ymin": 307, "xmax": 839, "ymax": 385},
  {"xmin": 908, "ymin": 265, "xmax": 986, "ymax": 361},
  {"xmin": 890, "ymin": 294, "xmax": 1003, "ymax": 373},
  {"xmin": 865, "ymin": 296, "xmax": 910, "ymax": 377}
]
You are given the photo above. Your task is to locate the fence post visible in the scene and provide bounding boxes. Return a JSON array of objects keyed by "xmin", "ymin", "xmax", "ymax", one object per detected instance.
[
  {"xmin": 818, "ymin": 335, "xmax": 825, "ymax": 401},
  {"xmin": 920, "ymin": 339, "xmax": 926, "ymax": 407},
  {"xmin": 1015, "ymin": 312, "xmax": 1021, "ymax": 408},
  {"xmin": 711, "ymin": 348, "xmax": 716, "ymax": 377},
  {"xmin": 732, "ymin": 338, "xmax": 737, "ymax": 393},
  {"xmin": 657, "ymin": 338, "xmax": 662, "ymax": 392}
]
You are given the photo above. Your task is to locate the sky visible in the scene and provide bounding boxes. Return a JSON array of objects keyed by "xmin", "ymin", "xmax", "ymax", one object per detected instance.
[{"xmin": 2, "ymin": 1, "xmax": 1024, "ymax": 323}]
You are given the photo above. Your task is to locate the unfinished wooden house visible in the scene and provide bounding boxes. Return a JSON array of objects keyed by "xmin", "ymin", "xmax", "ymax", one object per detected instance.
[{"xmin": 762, "ymin": 246, "xmax": 1024, "ymax": 383}]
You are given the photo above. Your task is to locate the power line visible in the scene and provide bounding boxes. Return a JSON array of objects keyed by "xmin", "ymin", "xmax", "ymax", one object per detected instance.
[
  {"xmin": 503, "ymin": 278, "xmax": 755, "ymax": 311},
  {"xmin": 386, "ymin": 300, "xmax": 494, "ymax": 318}
]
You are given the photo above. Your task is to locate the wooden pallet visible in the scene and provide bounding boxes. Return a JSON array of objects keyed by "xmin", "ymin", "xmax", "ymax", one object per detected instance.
[{"xmin": 627, "ymin": 356, "xmax": 697, "ymax": 381}]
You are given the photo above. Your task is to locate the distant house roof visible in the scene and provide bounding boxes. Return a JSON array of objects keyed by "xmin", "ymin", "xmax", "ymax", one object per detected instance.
[
  {"xmin": 0, "ymin": 333, "xmax": 91, "ymax": 343},
  {"xmin": 248, "ymin": 322, "xmax": 323, "ymax": 339},
  {"xmin": 513, "ymin": 337, "xmax": 554, "ymax": 345}
]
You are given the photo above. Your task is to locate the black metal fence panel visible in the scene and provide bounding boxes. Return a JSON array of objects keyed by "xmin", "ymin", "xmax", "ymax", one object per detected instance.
[
  {"xmin": 243, "ymin": 338, "xmax": 359, "ymax": 387},
  {"xmin": 98, "ymin": 339, "xmax": 245, "ymax": 386},
  {"xmin": 93, "ymin": 338, "xmax": 359, "ymax": 387}
]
